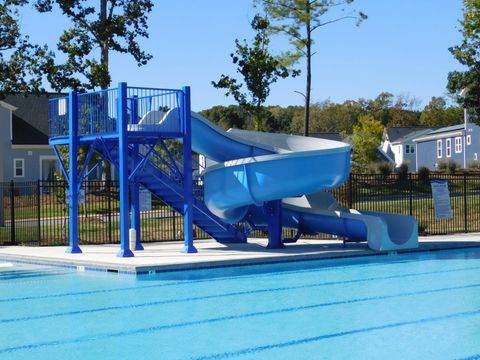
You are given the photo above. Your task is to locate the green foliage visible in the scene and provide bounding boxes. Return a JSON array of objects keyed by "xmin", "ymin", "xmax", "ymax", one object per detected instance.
[
  {"xmin": 417, "ymin": 166, "xmax": 430, "ymax": 184},
  {"xmin": 437, "ymin": 160, "xmax": 460, "ymax": 174},
  {"xmin": 258, "ymin": 0, "xmax": 366, "ymax": 135},
  {"xmin": 0, "ymin": 1, "xmax": 54, "ymax": 98},
  {"xmin": 447, "ymin": 160, "xmax": 460, "ymax": 174},
  {"xmin": 468, "ymin": 160, "xmax": 480, "ymax": 170},
  {"xmin": 212, "ymin": 15, "xmax": 297, "ymax": 131},
  {"xmin": 397, "ymin": 162, "xmax": 409, "ymax": 184},
  {"xmin": 419, "ymin": 96, "xmax": 463, "ymax": 127},
  {"xmin": 376, "ymin": 162, "xmax": 392, "ymax": 180},
  {"xmin": 351, "ymin": 114, "xmax": 384, "ymax": 167},
  {"xmin": 447, "ymin": 0, "xmax": 480, "ymax": 113},
  {"xmin": 437, "ymin": 160, "xmax": 448, "ymax": 172},
  {"xmin": 35, "ymin": 0, "xmax": 154, "ymax": 91}
]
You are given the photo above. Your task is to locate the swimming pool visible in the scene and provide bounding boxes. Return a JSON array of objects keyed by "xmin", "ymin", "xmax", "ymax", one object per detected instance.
[{"xmin": 1, "ymin": 249, "xmax": 480, "ymax": 359}]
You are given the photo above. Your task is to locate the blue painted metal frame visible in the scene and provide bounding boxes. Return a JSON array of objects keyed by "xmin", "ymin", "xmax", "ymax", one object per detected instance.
[
  {"xmin": 50, "ymin": 82, "xmax": 202, "ymax": 256},
  {"xmin": 264, "ymin": 200, "xmax": 284, "ymax": 249},
  {"xmin": 129, "ymin": 95, "xmax": 143, "ymax": 251},
  {"xmin": 181, "ymin": 86, "xmax": 197, "ymax": 253},
  {"xmin": 66, "ymin": 91, "xmax": 82, "ymax": 254},
  {"xmin": 117, "ymin": 82, "xmax": 134, "ymax": 257}
]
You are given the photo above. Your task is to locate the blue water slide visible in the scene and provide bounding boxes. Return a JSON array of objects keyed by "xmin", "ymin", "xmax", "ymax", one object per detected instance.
[{"xmin": 158, "ymin": 109, "xmax": 418, "ymax": 251}]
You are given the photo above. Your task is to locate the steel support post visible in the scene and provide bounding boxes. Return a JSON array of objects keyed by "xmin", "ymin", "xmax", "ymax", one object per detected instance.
[
  {"xmin": 265, "ymin": 200, "xmax": 284, "ymax": 249},
  {"xmin": 66, "ymin": 91, "xmax": 82, "ymax": 254},
  {"xmin": 130, "ymin": 96, "xmax": 143, "ymax": 250},
  {"xmin": 117, "ymin": 82, "xmax": 134, "ymax": 257},
  {"xmin": 181, "ymin": 86, "xmax": 197, "ymax": 253}
]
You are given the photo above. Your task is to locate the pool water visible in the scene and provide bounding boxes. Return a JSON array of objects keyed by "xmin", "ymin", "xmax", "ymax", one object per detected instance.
[{"xmin": 1, "ymin": 249, "xmax": 480, "ymax": 359}]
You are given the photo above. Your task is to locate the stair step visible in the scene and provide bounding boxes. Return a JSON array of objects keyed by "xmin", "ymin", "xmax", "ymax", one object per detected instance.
[{"xmin": 96, "ymin": 145, "xmax": 244, "ymax": 243}]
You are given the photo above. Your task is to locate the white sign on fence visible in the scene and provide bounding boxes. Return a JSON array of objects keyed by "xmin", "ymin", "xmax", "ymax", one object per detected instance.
[
  {"xmin": 139, "ymin": 187, "xmax": 151, "ymax": 211},
  {"xmin": 431, "ymin": 180, "xmax": 452, "ymax": 219}
]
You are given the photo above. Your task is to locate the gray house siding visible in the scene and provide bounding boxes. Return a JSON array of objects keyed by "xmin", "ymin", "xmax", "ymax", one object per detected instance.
[
  {"xmin": 415, "ymin": 123, "xmax": 480, "ymax": 171},
  {"xmin": 465, "ymin": 123, "xmax": 480, "ymax": 165},
  {"xmin": 3, "ymin": 148, "xmax": 56, "ymax": 182},
  {"xmin": 416, "ymin": 140, "xmax": 438, "ymax": 170},
  {"xmin": 402, "ymin": 140, "xmax": 417, "ymax": 171},
  {"xmin": 0, "ymin": 106, "xmax": 10, "ymax": 181},
  {"xmin": 0, "ymin": 99, "xmax": 56, "ymax": 182}
]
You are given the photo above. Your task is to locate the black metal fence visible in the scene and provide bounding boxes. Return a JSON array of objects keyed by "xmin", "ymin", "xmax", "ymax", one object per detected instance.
[
  {"xmin": 332, "ymin": 172, "xmax": 480, "ymax": 235},
  {"xmin": 0, "ymin": 180, "xmax": 209, "ymax": 246},
  {"xmin": 1, "ymin": 174, "xmax": 479, "ymax": 246}
]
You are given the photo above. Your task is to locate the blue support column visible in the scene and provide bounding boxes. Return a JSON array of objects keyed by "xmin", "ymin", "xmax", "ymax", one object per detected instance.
[
  {"xmin": 265, "ymin": 200, "xmax": 284, "ymax": 249},
  {"xmin": 181, "ymin": 86, "xmax": 197, "ymax": 253},
  {"xmin": 130, "ymin": 96, "xmax": 143, "ymax": 250},
  {"xmin": 117, "ymin": 82, "xmax": 134, "ymax": 257},
  {"xmin": 66, "ymin": 91, "xmax": 82, "ymax": 254}
]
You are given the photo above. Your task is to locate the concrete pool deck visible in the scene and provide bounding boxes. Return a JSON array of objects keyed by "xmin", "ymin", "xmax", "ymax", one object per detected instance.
[{"xmin": 1, "ymin": 233, "xmax": 480, "ymax": 274}]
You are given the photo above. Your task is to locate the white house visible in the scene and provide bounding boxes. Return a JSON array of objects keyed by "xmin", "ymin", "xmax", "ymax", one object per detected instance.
[{"xmin": 380, "ymin": 127, "xmax": 433, "ymax": 171}]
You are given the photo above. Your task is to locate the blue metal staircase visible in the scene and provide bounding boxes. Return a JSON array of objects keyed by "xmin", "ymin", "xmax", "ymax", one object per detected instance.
[{"xmin": 97, "ymin": 144, "xmax": 246, "ymax": 244}]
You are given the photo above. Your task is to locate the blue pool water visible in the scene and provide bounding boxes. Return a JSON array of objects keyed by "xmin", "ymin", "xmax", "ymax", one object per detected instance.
[{"xmin": 1, "ymin": 249, "xmax": 480, "ymax": 359}]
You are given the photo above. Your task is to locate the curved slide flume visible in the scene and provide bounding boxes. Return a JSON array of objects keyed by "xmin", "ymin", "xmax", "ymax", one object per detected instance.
[{"xmin": 157, "ymin": 109, "xmax": 418, "ymax": 251}]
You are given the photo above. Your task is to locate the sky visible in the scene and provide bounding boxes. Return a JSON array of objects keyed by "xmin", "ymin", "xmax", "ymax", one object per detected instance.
[{"xmin": 18, "ymin": 0, "xmax": 465, "ymax": 111}]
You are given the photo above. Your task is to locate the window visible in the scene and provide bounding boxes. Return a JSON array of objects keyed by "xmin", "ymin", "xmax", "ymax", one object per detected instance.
[
  {"xmin": 437, "ymin": 140, "xmax": 442, "ymax": 158},
  {"xmin": 13, "ymin": 158, "xmax": 24, "ymax": 178},
  {"xmin": 446, "ymin": 138, "xmax": 451, "ymax": 158},
  {"xmin": 40, "ymin": 156, "xmax": 58, "ymax": 181},
  {"xmin": 467, "ymin": 135, "xmax": 471, "ymax": 145},
  {"xmin": 405, "ymin": 145, "xmax": 410, "ymax": 154},
  {"xmin": 455, "ymin": 137, "xmax": 462, "ymax": 153}
]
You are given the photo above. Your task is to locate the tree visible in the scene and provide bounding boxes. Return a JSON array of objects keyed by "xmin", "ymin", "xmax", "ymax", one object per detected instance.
[
  {"xmin": 258, "ymin": 0, "xmax": 366, "ymax": 136},
  {"xmin": 36, "ymin": 0, "xmax": 154, "ymax": 181},
  {"xmin": 447, "ymin": 0, "xmax": 480, "ymax": 112},
  {"xmin": 419, "ymin": 96, "xmax": 462, "ymax": 127},
  {"xmin": 35, "ymin": 0, "xmax": 154, "ymax": 91},
  {"xmin": 200, "ymin": 106, "xmax": 250, "ymax": 130},
  {"xmin": 213, "ymin": 15, "xmax": 297, "ymax": 131},
  {"xmin": 351, "ymin": 114, "xmax": 384, "ymax": 169},
  {"xmin": 0, "ymin": 1, "xmax": 54, "ymax": 97}
]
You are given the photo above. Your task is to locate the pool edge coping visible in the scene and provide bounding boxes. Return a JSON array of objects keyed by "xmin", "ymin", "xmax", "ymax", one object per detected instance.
[{"xmin": 2, "ymin": 242, "xmax": 480, "ymax": 275}]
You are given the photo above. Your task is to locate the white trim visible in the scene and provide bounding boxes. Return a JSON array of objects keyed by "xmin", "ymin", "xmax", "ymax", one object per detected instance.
[
  {"xmin": 39, "ymin": 155, "xmax": 57, "ymax": 181},
  {"xmin": 475, "ymin": 153, "xmax": 478, "ymax": 161},
  {"xmin": 437, "ymin": 139, "xmax": 442, "ymax": 158},
  {"xmin": 11, "ymin": 144, "xmax": 52, "ymax": 150},
  {"xmin": 446, "ymin": 138, "xmax": 451, "ymax": 158},
  {"xmin": 455, "ymin": 137, "xmax": 462, "ymax": 153},
  {"xmin": 0, "ymin": 101, "xmax": 18, "ymax": 112},
  {"xmin": 413, "ymin": 130, "xmax": 464, "ymax": 143},
  {"xmin": 13, "ymin": 158, "xmax": 25, "ymax": 178}
]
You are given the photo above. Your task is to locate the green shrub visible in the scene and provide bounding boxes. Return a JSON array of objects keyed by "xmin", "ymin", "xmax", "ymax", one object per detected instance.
[
  {"xmin": 377, "ymin": 162, "xmax": 392, "ymax": 179},
  {"xmin": 397, "ymin": 162, "xmax": 409, "ymax": 183},
  {"xmin": 417, "ymin": 166, "xmax": 430, "ymax": 184},
  {"xmin": 468, "ymin": 160, "xmax": 480, "ymax": 171},
  {"xmin": 447, "ymin": 160, "xmax": 460, "ymax": 174},
  {"xmin": 437, "ymin": 160, "xmax": 448, "ymax": 172}
]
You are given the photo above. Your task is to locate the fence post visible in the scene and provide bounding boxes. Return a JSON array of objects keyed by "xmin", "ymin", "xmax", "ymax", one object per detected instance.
[
  {"xmin": 409, "ymin": 173, "xmax": 413, "ymax": 216},
  {"xmin": 37, "ymin": 180, "xmax": 41, "ymax": 245},
  {"xmin": 10, "ymin": 180, "xmax": 15, "ymax": 245},
  {"xmin": 464, "ymin": 173, "xmax": 468, "ymax": 233},
  {"xmin": 348, "ymin": 174, "xmax": 353, "ymax": 209},
  {"xmin": 172, "ymin": 208, "xmax": 176, "ymax": 241},
  {"xmin": 107, "ymin": 180, "xmax": 112, "ymax": 244}
]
